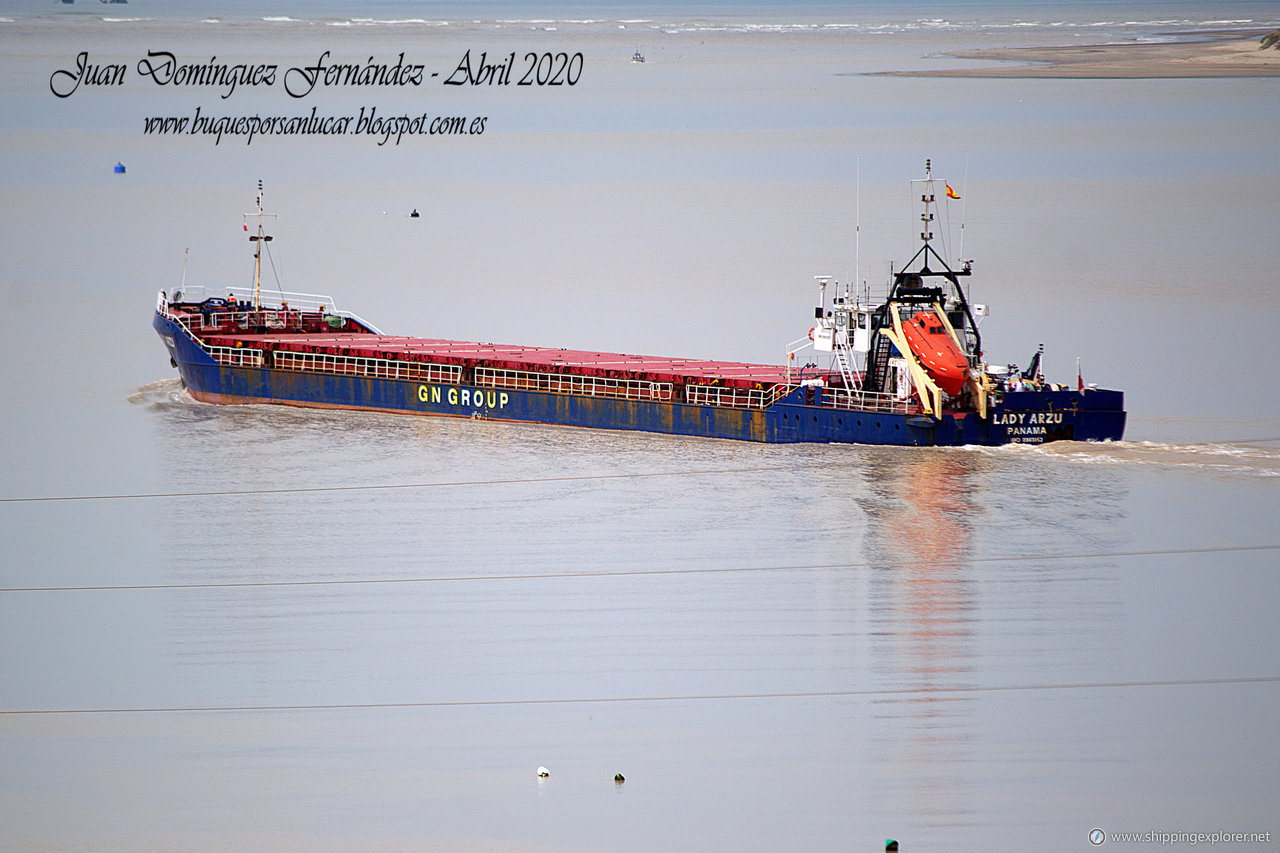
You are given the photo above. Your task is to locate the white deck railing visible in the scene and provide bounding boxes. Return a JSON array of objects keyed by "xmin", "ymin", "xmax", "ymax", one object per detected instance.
[
  {"xmin": 206, "ymin": 344, "xmax": 265, "ymax": 368},
  {"xmin": 167, "ymin": 285, "xmax": 336, "ymax": 313},
  {"xmin": 273, "ymin": 351, "xmax": 462, "ymax": 383},
  {"xmin": 685, "ymin": 384, "xmax": 779, "ymax": 409},
  {"xmin": 818, "ymin": 386, "xmax": 914, "ymax": 414},
  {"xmin": 158, "ymin": 288, "xmax": 382, "ymax": 334},
  {"xmin": 474, "ymin": 367, "xmax": 674, "ymax": 402}
]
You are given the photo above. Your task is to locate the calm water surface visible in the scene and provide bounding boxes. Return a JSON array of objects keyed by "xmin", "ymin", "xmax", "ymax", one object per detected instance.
[{"xmin": 2, "ymin": 3, "xmax": 1278, "ymax": 850}]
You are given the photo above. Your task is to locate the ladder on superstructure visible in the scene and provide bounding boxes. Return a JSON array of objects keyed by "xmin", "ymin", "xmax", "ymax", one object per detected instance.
[{"xmin": 832, "ymin": 343, "xmax": 859, "ymax": 391}]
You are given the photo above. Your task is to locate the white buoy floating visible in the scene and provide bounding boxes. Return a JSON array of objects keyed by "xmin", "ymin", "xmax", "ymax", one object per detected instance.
[{"xmin": 537, "ymin": 766, "xmax": 549, "ymax": 778}]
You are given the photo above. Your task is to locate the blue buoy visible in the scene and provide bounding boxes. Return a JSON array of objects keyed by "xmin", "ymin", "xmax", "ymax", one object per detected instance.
[{"xmin": 114, "ymin": 162, "xmax": 126, "ymax": 174}]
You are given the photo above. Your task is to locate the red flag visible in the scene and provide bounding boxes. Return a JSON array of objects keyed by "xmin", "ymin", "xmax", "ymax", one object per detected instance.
[
  {"xmin": 946, "ymin": 184, "xmax": 960, "ymax": 200},
  {"xmin": 1077, "ymin": 358, "xmax": 1084, "ymax": 392}
]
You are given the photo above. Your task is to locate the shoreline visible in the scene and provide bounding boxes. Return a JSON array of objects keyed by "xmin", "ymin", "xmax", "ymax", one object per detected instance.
[{"xmin": 874, "ymin": 29, "xmax": 1280, "ymax": 78}]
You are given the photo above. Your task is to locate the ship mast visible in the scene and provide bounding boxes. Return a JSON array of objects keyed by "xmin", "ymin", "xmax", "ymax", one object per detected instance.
[
  {"xmin": 894, "ymin": 160, "xmax": 982, "ymax": 362},
  {"xmin": 919, "ymin": 157, "xmax": 936, "ymax": 248},
  {"xmin": 244, "ymin": 180, "xmax": 276, "ymax": 310}
]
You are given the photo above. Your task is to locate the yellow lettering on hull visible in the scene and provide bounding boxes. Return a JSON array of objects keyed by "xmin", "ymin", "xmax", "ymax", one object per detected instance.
[{"xmin": 417, "ymin": 384, "xmax": 509, "ymax": 412}]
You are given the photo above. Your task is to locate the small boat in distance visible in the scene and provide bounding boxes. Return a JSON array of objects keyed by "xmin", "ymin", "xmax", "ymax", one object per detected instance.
[
  {"xmin": 632, "ymin": 50, "xmax": 645, "ymax": 63},
  {"xmin": 153, "ymin": 165, "xmax": 1125, "ymax": 446}
]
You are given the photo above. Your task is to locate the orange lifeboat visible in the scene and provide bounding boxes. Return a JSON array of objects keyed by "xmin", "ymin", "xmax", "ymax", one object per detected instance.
[{"xmin": 900, "ymin": 310, "xmax": 969, "ymax": 397}]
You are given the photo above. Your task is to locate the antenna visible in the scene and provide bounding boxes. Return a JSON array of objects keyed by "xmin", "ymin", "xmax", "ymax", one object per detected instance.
[{"xmin": 855, "ymin": 153, "xmax": 860, "ymax": 299}]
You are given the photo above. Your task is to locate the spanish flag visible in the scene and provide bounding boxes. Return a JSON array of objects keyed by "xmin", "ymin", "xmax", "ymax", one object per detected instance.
[{"xmin": 946, "ymin": 184, "xmax": 960, "ymax": 200}]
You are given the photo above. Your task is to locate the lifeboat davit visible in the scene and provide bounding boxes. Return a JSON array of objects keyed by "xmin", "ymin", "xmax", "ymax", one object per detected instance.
[{"xmin": 900, "ymin": 310, "xmax": 969, "ymax": 397}]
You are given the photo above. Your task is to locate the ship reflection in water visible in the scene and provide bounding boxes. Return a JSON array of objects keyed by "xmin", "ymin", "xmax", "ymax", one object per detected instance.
[
  {"xmin": 862, "ymin": 450, "xmax": 983, "ymax": 826},
  {"xmin": 864, "ymin": 450, "xmax": 979, "ymax": 684}
]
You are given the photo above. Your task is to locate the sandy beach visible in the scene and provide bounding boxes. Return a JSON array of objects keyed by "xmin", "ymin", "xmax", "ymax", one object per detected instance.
[{"xmin": 878, "ymin": 29, "xmax": 1280, "ymax": 78}]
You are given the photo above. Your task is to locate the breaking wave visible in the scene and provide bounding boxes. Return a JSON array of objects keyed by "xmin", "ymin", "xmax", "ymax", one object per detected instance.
[
  {"xmin": 128, "ymin": 378, "xmax": 195, "ymax": 409},
  {"xmin": 981, "ymin": 438, "xmax": 1280, "ymax": 479},
  {"xmin": 31, "ymin": 7, "xmax": 1274, "ymax": 37}
]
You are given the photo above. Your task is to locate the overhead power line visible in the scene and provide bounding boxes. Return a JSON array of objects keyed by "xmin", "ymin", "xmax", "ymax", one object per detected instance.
[
  {"xmin": 4, "ymin": 676, "xmax": 1277, "ymax": 717},
  {"xmin": 1, "ymin": 544, "xmax": 1275, "ymax": 593},
  {"xmin": 0, "ymin": 465, "xmax": 818, "ymax": 504}
]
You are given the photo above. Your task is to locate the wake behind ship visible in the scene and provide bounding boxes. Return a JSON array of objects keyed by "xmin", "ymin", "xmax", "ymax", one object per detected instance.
[{"xmin": 153, "ymin": 168, "xmax": 1125, "ymax": 446}]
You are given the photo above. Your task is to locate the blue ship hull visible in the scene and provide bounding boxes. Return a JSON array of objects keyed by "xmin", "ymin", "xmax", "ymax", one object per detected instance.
[{"xmin": 155, "ymin": 312, "xmax": 1125, "ymax": 446}]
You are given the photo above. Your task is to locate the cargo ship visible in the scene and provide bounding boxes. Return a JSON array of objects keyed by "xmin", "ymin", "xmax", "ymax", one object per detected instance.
[{"xmin": 153, "ymin": 167, "xmax": 1125, "ymax": 446}]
